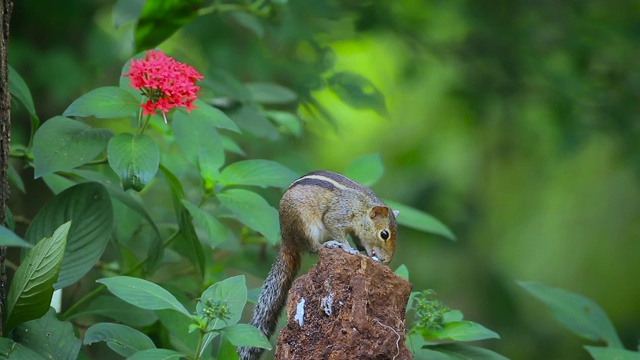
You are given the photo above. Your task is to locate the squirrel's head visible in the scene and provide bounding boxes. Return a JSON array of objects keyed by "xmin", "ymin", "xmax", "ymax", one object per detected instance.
[{"xmin": 364, "ymin": 205, "xmax": 398, "ymax": 263}]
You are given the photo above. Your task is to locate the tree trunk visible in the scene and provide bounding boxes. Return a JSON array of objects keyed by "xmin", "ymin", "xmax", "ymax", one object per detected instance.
[
  {"xmin": 276, "ymin": 248, "xmax": 413, "ymax": 360},
  {"xmin": 0, "ymin": 0, "xmax": 13, "ymax": 339}
]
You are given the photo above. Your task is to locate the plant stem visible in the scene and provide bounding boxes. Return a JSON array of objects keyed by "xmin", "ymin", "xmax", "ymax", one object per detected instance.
[
  {"xmin": 61, "ymin": 284, "xmax": 106, "ymax": 320},
  {"xmin": 139, "ymin": 114, "xmax": 152, "ymax": 134},
  {"xmin": 84, "ymin": 157, "xmax": 109, "ymax": 165},
  {"xmin": 60, "ymin": 259, "xmax": 146, "ymax": 320},
  {"xmin": 215, "ymin": 332, "xmax": 222, "ymax": 359},
  {"xmin": 194, "ymin": 331, "xmax": 206, "ymax": 360},
  {"xmin": 197, "ymin": 3, "xmax": 246, "ymax": 16},
  {"xmin": 60, "ymin": 230, "xmax": 180, "ymax": 320},
  {"xmin": 249, "ymin": 0, "xmax": 267, "ymax": 12},
  {"xmin": 136, "ymin": 102, "xmax": 144, "ymax": 130}
]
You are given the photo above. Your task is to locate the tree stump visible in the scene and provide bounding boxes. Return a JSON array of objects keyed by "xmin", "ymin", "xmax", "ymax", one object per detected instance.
[{"xmin": 275, "ymin": 247, "xmax": 412, "ymax": 360}]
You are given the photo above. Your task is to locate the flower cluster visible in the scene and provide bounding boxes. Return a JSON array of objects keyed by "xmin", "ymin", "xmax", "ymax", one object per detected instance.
[
  {"xmin": 124, "ymin": 50, "xmax": 203, "ymax": 117},
  {"xmin": 413, "ymin": 289, "xmax": 450, "ymax": 333}
]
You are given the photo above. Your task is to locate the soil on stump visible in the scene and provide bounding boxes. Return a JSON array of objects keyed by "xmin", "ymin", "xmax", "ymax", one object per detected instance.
[{"xmin": 275, "ymin": 247, "xmax": 412, "ymax": 360}]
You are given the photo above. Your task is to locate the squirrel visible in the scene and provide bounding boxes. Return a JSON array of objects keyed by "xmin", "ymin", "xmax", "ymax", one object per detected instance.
[{"xmin": 237, "ymin": 170, "xmax": 399, "ymax": 360}]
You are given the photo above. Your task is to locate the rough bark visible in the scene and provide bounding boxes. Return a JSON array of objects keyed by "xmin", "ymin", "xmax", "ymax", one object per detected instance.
[
  {"xmin": 0, "ymin": 0, "xmax": 12, "ymax": 339},
  {"xmin": 276, "ymin": 248, "xmax": 412, "ymax": 360}
]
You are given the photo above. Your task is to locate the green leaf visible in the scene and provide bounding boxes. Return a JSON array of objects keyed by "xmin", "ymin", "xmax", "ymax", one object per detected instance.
[
  {"xmin": 344, "ymin": 153, "xmax": 384, "ymax": 187},
  {"xmin": 222, "ymin": 135, "xmax": 246, "ymax": 156},
  {"xmin": 24, "ymin": 182, "xmax": 113, "ymax": 289},
  {"xmin": 327, "ymin": 71, "xmax": 388, "ymax": 116},
  {"xmin": 218, "ymin": 338, "xmax": 242, "ymax": 360},
  {"xmin": 518, "ymin": 281, "xmax": 623, "ymax": 348},
  {"xmin": 67, "ymin": 167, "xmax": 119, "ymax": 185},
  {"xmin": 201, "ymin": 331, "xmax": 219, "ymax": 356},
  {"xmin": 173, "ymin": 109, "xmax": 225, "ymax": 179},
  {"xmin": 11, "ymin": 308, "xmax": 81, "ymax": 360},
  {"xmin": 197, "ymin": 275, "xmax": 247, "ymax": 330},
  {"xmin": 427, "ymin": 321, "xmax": 500, "ymax": 342},
  {"xmin": 135, "ymin": 0, "xmax": 201, "ymax": 52},
  {"xmin": 0, "ymin": 226, "xmax": 32, "ymax": 247},
  {"xmin": 32, "ymin": 116, "xmax": 114, "ymax": 178},
  {"xmin": 246, "ymin": 82, "xmax": 297, "ymax": 104},
  {"xmin": 156, "ymin": 309, "xmax": 200, "ymax": 354},
  {"xmin": 219, "ymin": 160, "xmax": 298, "ymax": 188},
  {"xmin": 63, "ymin": 86, "xmax": 140, "ymax": 119},
  {"xmin": 66, "ymin": 170, "xmax": 163, "ymax": 270},
  {"xmin": 217, "ymin": 189, "xmax": 280, "ymax": 245},
  {"xmin": 107, "ymin": 133, "xmax": 159, "ymax": 191},
  {"xmin": 265, "ymin": 110, "xmax": 302, "ymax": 137},
  {"xmin": 5, "ymin": 223, "xmax": 69, "ymax": 332},
  {"xmin": 383, "ymin": 200, "xmax": 455, "ymax": 240},
  {"xmin": 407, "ymin": 332, "xmax": 430, "ymax": 358},
  {"xmin": 5, "ymin": 206, "xmax": 15, "ymax": 231},
  {"xmin": 8, "ymin": 65, "xmax": 38, "ymax": 119},
  {"xmin": 230, "ymin": 12, "xmax": 264, "ymax": 38},
  {"xmin": 423, "ymin": 343, "xmax": 509, "ymax": 360},
  {"xmin": 102, "ymin": 185, "xmax": 159, "ymax": 235},
  {"xmin": 97, "ymin": 276, "xmax": 191, "ymax": 318},
  {"xmin": 228, "ymin": 104, "xmax": 279, "ymax": 140},
  {"xmin": 84, "ymin": 323, "xmax": 155, "ymax": 358},
  {"xmin": 113, "ymin": 0, "xmax": 145, "ymax": 28},
  {"xmin": 119, "ymin": 52, "xmax": 147, "ymax": 101},
  {"xmin": 585, "ymin": 346, "xmax": 640, "ymax": 360},
  {"xmin": 28, "ymin": 115, "xmax": 42, "ymax": 152},
  {"xmin": 42, "ymin": 173, "xmax": 77, "ymax": 194},
  {"xmin": 74, "ymin": 295, "xmax": 158, "ymax": 327},
  {"xmin": 105, "ymin": 186, "xmax": 164, "ymax": 273},
  {"xmin": 127, "ymin": 348, "xmax": 185, "ymax": 360},
  {"xmin": 7, "ymin": 164, "xmax": 26, "ymax": 193},
  {"xmin": 181, "ymin": 200, "xmax": 228, "ymax": 249},
  {"xmin": 159, "ymin": 165, "xmax": 205, "ymax": 277},
  {"xmin": 204, "ymin": 69, "xmax": 252, "ymax": 102},
  {"xmin": 443, "ymin": 310, "xmax": 464, "ymax": 323},
  {"xmin": 177, "ymin": 98, "xmax": 240, "ymax": 132},
  {"xmin": 0, "ymin": 337, "xmax": 45, "ymax": 359},
  {"xmin": 68, "ymin": 170, "xmax": 163, "ymax": 273},
  {"xmin": 394, "ymin": 264, "xmax": 409, "ymax": 280},
  {"xmin": 222, "ymin": 324, "xmax": 272, "ymax": 349}
]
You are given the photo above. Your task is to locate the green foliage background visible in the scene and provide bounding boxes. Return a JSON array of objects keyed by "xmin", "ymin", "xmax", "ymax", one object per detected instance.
[{"xmin": 6, "ymin": 1, "xmax": 640, "ymax": 359}]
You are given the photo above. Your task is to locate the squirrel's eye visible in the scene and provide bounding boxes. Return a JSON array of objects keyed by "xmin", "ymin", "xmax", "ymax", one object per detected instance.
[{"xmin": 380, "ymin": 230, "xmax": 389, "ymax": 240}]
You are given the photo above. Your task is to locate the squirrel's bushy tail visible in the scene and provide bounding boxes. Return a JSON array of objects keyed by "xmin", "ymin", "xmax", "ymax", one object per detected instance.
[{"xmin": 238, "ymin": 245, "xmax": 301, "ymax": 360}]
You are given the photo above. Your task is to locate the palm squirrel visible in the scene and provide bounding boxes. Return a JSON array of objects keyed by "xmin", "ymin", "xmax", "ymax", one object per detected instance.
[{"xmin": 238, "ymin": 170, "xmax": 399, "ymax": 360}]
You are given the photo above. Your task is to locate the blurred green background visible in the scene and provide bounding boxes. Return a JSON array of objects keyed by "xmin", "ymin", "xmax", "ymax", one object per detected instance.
[{"xmin": 9, "ymin": 1, "xmax": 640, "ymax": 359}]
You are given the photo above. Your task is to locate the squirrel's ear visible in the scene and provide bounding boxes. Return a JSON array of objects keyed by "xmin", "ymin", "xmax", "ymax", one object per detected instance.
[
  {"xmin": 392, "ymin": 209, "xmax": 400, "ymax": 218},
  {"xmin": 370, "ymin": 206, "xmax": 390, "ymax": 219}
]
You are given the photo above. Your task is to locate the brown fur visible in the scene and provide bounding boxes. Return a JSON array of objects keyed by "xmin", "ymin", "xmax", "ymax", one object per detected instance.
[{"xmin": 238, "ymin": 171, "xmax": 398, "ymax": 360}]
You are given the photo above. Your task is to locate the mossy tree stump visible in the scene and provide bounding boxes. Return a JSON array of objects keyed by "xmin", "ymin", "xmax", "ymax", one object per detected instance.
[{"xmin": 275, "ymin": 248, "xmax": 412, "ymax": 360}]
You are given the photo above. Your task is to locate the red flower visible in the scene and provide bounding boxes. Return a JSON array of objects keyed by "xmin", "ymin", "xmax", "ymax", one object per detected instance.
[{"xmin": 124, "ymin": 50, "xmax": 203, "ymax": 117}]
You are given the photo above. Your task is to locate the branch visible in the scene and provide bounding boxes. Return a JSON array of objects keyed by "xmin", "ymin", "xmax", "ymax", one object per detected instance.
[{"xmin": 0, "ymin": 0, "xmax": 13, "ymax": 338}]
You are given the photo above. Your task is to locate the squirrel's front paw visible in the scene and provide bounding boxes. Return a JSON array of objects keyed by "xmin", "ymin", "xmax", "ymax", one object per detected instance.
[
  {"xmin": 324, "ymin": 241, "xmax": 360, "ymax": 255},
  {"xmin": 323, "ymin": 240, "xmax": 346, "ymax": 249},
  {"xmin": 345, "ymin": 247, "xmax": 360, "ymax": 255}
]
